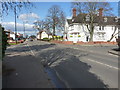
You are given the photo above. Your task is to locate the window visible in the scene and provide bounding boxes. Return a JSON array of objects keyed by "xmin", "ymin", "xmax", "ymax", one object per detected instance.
[
  {"xmin": 99, "ymin": 26, "xmax": 104, "ymax": 30},
  {"xmin": 102, "ymin": 33, "xmax": 105, "ymax": 40},
  {"xmin": 98, "ymin": 33, "xmax": 105, "ymax": 40},
  {"xmin": 115, "ymin": 26, "xmax": 117, "ymax": 30},
  {"xmin": 86, "ymin": 14, "xmax": 90, "ymax": 21},
  {"xmin": 115, "ymin": 18, "xmax": 118, "ymax": 22},
  {"xmin": 72, "ymin": 19, "xmax": 74, "ymax": 22},
  {"xmin": 104, "ymin": 17, "xmax": 107, "ymax": 22},
  {"xmin": 99, "ymin": 26, "xmax": 101, "ymax": 30},
  {"xmin": 74, "ymin": 33, "xmax": 77, "ymax": 35},
  {"xmin": 102, "ymin": 26, "xmax": 104, "ymax": 30},
  {"xmin": 112, "ymin": 26, "xmax": 114, "ymax": 30}
]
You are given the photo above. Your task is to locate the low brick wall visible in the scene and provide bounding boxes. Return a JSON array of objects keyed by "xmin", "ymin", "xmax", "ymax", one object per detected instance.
[
  {"xmin": 51, "ymin": 40, "xmax": 117, "ymax": 45},
  {"xmin": 51, "ymin": 40, "xmax": 73, "ymax": 44},
  {"xmin": 7, "ymin": 41, "xmax": 21, "ymax": 44}
]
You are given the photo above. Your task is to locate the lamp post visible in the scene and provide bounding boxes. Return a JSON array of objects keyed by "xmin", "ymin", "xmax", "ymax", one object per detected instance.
[
  {"xmin": 14, "ymin": 6, "xmax": 17, "ymax": 44},
  {"xmin": 23, "ymin": 20, "xmax": 28, "ymax": 39},
  {"xmin": 23, "ymin": 21, "xmax": 25, "ymax": 38}
]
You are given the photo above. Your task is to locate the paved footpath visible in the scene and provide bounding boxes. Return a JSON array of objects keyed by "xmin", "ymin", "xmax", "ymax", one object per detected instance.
[{"xmin": 2, "ymin": 43, "xmax": 55, "ymax": 88}]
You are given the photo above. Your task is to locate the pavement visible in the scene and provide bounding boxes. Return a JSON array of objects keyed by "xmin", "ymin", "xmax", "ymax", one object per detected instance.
[{"xmin": 2, "ymin": 43, "xmax": 55, "ymax": 88}]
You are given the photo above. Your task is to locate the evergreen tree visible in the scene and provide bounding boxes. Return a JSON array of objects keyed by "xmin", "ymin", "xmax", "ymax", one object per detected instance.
[{"xmin": 0, "ymin": 24, "xmax": 8, "ymax": 60}]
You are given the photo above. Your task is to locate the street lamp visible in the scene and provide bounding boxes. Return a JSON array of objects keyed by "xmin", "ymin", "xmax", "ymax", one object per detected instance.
[
  {"xmin": 23, "ymin": 21, "xmax": 25, "ymax": 38},
  {"xmin": 23, "ymin": 20, "xmax": 28, "ymax": 38},
  {"xmin": 14, "ymin": 5, "xmax": 17, "ymax": 44}
]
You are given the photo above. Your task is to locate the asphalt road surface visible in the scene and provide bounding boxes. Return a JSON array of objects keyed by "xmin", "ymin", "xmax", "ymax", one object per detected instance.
[{"xmin": 26, "ymin": 40, "xmax": 118, "ymax": 88}]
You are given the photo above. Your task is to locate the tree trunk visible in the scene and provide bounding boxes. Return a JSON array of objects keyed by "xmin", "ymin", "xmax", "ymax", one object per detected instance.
[
  {"xmin": 89, "ymin": 32, "xmax": 93, "ymax": 41},
  {"xmin": 52, "ymin": 25, "xmax": 55, "ymax": 40},
  {"xmin": 108, "ymin": 27, "xmax": 117, "ymax": 42},
  {"xmin": 39, "ymin": 32, "xmax": 41, "ymax": 40},
  {"xmin": 89, "ymin": 24, "xmax": 94, "ymax": 42},
  {"xmin": 108, "ymin": 35, "xmax": 114, "ymax": 42}
]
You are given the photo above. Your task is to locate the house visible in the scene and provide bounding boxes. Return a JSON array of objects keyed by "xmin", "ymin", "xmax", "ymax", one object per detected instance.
[
  {"xmin": 64, "ymin": 8, "xmax": 119, "ymax": 43},
  {"xmin": 5, "ymin": 30, "xmax": 15, "ymax": 40},
  {"xmin": 37, "ymin": 30, "xmax": 52, "ymax": 40},
  {"xmin": 5, "ymin": 30, "xmax": 23, "ymax": 41}
]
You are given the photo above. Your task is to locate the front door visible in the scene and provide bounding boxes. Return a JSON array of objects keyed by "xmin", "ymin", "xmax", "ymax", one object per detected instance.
[{"xmin": 73, "ymin": 33, "xmax": 78, "ymax": 43}]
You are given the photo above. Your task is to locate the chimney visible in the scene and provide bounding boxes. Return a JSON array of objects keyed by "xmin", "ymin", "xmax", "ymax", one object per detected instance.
[
  {"xmin": 72, "ymin": 8, "xmax": 76, "ymax": 18},
  {"xmin": 98, "ymin": 8, "xmax": 103, "ymax": 18}
]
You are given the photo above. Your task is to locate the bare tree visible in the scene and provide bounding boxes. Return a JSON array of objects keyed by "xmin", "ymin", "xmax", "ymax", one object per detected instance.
[
  {"xmin": 33, "ymin": 20, "xmax": 46, "ymax": 39},
  {"xmin": 108, "ymin": 26, "xmax": 118, "ymax": 42},
  {"xmin": 33, "ymin": 20, "xmax": 45, "ymax": 31},
  {"xmin": 72, "ymin": 2, "xmax": 113, "ymax": 41},
  {"xmin": 1, "ymin": 0, "xmax": 34, "ymax": 43},
  {"xmin": 1, "ymin": 0, "xmax": 33, "ymax": 17},
  {"xmin": 46, "ymin": 5, "xmax": 65, "ymax": 39}
]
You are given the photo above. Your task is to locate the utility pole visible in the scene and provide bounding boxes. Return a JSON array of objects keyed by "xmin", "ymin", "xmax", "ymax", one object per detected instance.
[
  {"xmin": 23, "ymin": 21, "xmax": 25, "ymax": 38},
  {"xmin": 14, "ymin": 6, "xmax": 17, "ymax": 44}
]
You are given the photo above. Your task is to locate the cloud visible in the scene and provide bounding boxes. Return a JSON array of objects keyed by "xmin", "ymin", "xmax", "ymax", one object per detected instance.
[
  {"xmin": 1, "ymin": 22, "xmax": 38, "ymax": 35},
  {"xmin": 19, "ymin": 13, "xmax": 40, "ymax": 21},
  {"xmin": 66, "ymin": 16, "xmax": 72, "ymax": 19}
]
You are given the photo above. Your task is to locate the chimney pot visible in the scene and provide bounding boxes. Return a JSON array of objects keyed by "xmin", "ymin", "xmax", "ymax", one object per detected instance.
[
  {"xmin": 73, "ymin": 8, "xmax": 76, "ymax": 18},
  {"xmin": 99, "ymin": 8, "xmax": 103, "ymax": 18}
]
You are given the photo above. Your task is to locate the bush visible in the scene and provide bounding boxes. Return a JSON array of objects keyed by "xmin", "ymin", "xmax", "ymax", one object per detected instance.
[
  {"xmin": 0, "ymin": 25, "xmax": 8, "ymax": 60},
  {"xmin": 78, "ymin": 35, "xmax": 81, "ymax": 37},
  {"xmin": 42, "ymin": 37, "xmax": 50, "ymax": 41}
]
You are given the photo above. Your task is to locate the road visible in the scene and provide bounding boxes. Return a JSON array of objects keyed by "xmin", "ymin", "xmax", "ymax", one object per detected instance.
[
  {"xmin": 25, "ymin": 40, "xmax": 118, "ymax": 88},
  {"xmin": 2, "ymin": 42, "xmax": 55, "ymax": 88}
]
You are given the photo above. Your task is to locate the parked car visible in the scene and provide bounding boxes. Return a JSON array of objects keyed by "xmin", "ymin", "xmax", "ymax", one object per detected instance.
[
  {"xmin": 18, "ymin": 38, "xmax": 25, "ymax": 43},
  {"xmin": 18, "ymin": 39, "xmax": 24, "ymax": 43},
  {"xmin": 29, "ymin": 38, "xmax": 33, "ymax": 41}
]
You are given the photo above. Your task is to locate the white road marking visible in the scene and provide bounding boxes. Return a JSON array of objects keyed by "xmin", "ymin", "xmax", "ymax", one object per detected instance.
[
  {"xmin": 108, "ymin": 53, "xmax": 118, "ymax": 57},
  {"xmin": 87, "ymin": 59, "xmax": 118, "ymax": 70},
  {"xmin": 73, "ymin": 47, "xmax": 118, "ymax": 58},
  {"xmin": 26, "ymin": 44, "xmax": 35, "ymax": 56}
]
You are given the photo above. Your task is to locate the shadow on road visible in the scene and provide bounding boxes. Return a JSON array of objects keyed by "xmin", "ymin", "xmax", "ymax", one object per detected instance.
[
  {"xmin": 7, "ymin": 43, "xmax": 56, "ymax": 53},
  {"xmin": 37, "ymin": 48, "xmax": 109, "ymax": 88},
  {"xmin": 2, "ymin": 54, "xmax": 54, "ymax": 88}
]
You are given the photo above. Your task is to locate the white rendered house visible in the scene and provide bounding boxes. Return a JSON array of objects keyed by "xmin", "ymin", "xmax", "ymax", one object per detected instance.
[
  {"xmin": 64, "ymin": 8, "xmax": 119, "ymax": 43},
  {"xmin": 37, "ymin": 30, "xmax": 52, "ymax": 40}
]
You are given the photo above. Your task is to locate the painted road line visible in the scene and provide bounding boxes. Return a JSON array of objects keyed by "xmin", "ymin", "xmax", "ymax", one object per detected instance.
[
  {"xmin": 26, "ymin": 44, "xmax": 35, "ymax": 56},
  {"xmin": 87, "ymin": 59, "xmax": 118, "ymax": 70},
  {"xmin": 108, "ymin": 53, "xmax": 118, "ymax": 57},
  {"xmin": 73, "ymin": 47, "xmax": 118, "ymax": 57}
]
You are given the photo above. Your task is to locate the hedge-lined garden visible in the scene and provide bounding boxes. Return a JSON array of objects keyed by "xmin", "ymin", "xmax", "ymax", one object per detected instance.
[{"xmin": 0, "ymin": 25, "xmax": 8, "ymax": 60}]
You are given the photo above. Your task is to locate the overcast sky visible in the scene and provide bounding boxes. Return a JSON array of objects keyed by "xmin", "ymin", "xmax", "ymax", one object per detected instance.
[{"xmin": 1, "ymin": 2, "xmax": 119, "ymax": 36}]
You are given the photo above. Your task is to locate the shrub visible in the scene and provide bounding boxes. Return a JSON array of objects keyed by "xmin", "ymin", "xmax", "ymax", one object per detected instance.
[
  {"xmin": 0, "ymin": 25, "xmax": 8, "ymax": 60},
  {"xmin": 42, "ymin": 37, "xmax": 50, "ymax": 41},
  {"xmin": 78, "ymin": 35, "xmax": 81, "ymax": 37}
]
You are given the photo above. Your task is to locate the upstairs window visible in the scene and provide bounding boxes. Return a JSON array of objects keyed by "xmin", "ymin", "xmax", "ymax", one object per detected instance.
[
  {"xmin": 115, "ymin": 18, "xmax": 118, "ymax": 22},
  {"xmin": 86, "ymin": 14, "xmax": 90, "ymax": 21},
  {"xmin": 72, "ymin": 19, "xmax": 74, "ymax": 22},
  {"xmin": 102, "ymin": 26, "xmax": 104, "ymax": 30},
  {"xmin": 99, "ymin": 26, "xmax": 101, "ymax": 30},
  {"xmin": 104, "ymin": 17, "xmax": 107, "ymax": 22},
  {"xmin": 99, "ymin": 26, "xmax": 104, "ymax": 30},
  {"xmin": 115, "ymin": 26, "xmax": 117, "ymax": 30}
]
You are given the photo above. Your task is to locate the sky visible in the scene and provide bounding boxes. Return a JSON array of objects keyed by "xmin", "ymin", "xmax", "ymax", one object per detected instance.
[{"xmin": 1, "ymin": 2, "xmax": 119, "ymax": 36}]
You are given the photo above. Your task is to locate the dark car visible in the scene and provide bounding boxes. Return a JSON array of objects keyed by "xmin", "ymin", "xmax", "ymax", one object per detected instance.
[{"xmin": 29, "ymin": 38, "xmax": 33, "ymax": 41}]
